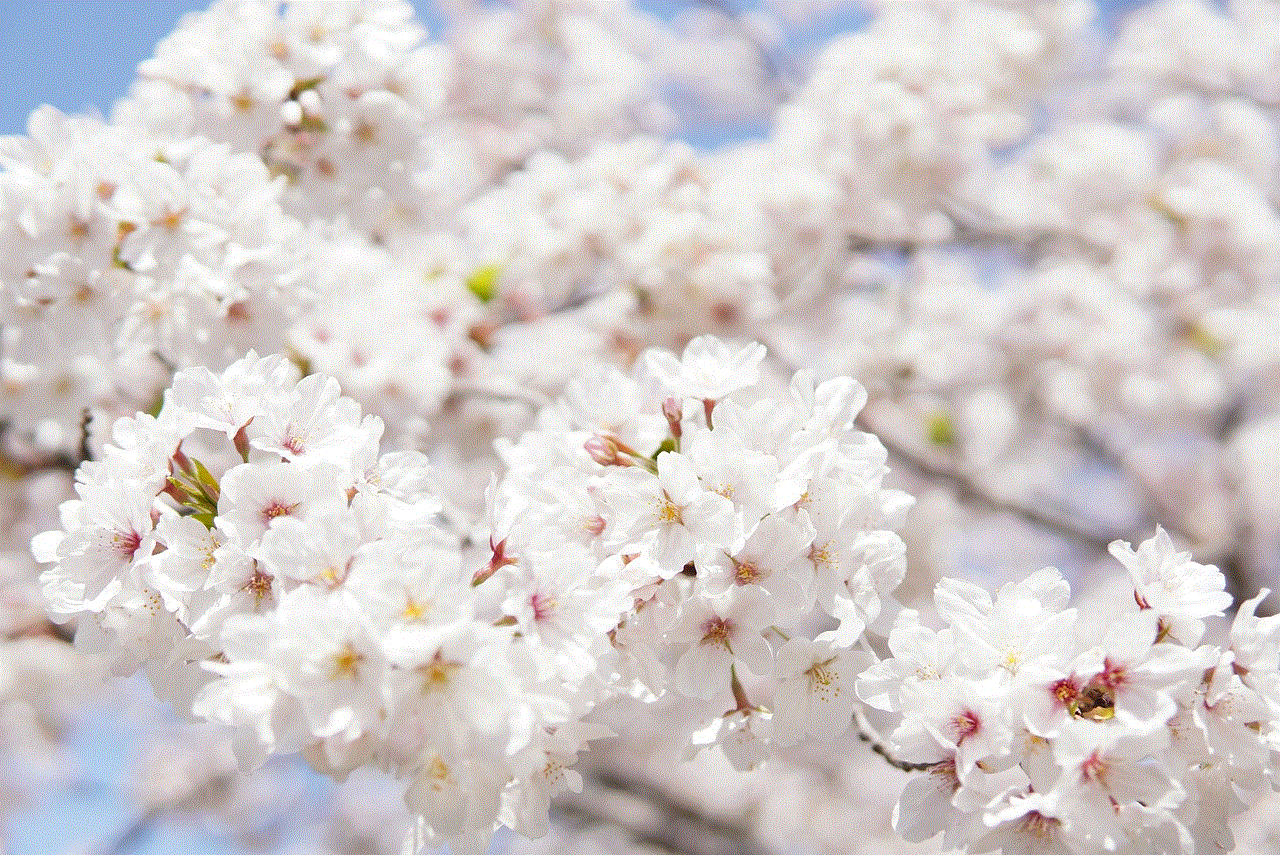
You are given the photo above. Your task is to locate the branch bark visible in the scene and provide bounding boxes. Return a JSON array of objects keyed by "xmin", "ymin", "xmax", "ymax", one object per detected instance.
[
  {"xmin": 1069, "ymin": 421, "xmax": 1254, "ymax": 608},
  {"xmin": 557, "ymin": 770, "xmax": 780, "ymax": 855},
  {"xmin": 852, "ymin": 705, "xmax": 934, "ymax": 773},
  {"xmin": 856, "ymin": 411, "xmax": 1120, "ymax": 553}
]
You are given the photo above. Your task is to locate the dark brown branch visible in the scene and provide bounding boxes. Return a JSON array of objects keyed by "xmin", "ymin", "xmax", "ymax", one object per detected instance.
[
  {"xmin": 6, "ymin": 618, "xmax": 76, "ymax": 645},
  {"xmin": 46, "ymin": 619, "xmax": 76, "ymax": 645},
  {"xmin": 0, "ymin": 448, "xmax": 81, "ymax": 478},
  {"xmin": 854, "ymin": 729, "xmax": 934, "ymax": 774},
  {"xmin": 1217, "ymin": 549, "xmax": 1255, "ymax": 614}
]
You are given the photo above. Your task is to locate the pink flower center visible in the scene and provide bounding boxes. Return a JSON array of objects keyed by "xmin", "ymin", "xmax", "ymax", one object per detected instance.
[
  {"xmin": 113, "ymin": 528, "xmax": 142, "ymax": 561},
  {"xmin": 242, "ymin": 568, "xmax": 274, "ymax": 605},
  {"xmin": 531, "ymin": 593, "xmax": 557, "ymax": 622},
  {"xmin": 950, "ymin": 709, "xmax": 981, "ymax": 744},
  {"xmin": 701, "ymin": 617, "xmax": 733, "ymax": 648},
  {"xmin": 1017, "ymin": 810, "xmax": 1059, "ymax": 841},
  {"xmin": 1099, "ymin": 657, "xmax": 1127, "ymax": 691},
  {"xmin": 281, "ymin": 427, "xmax": 306, "ymax": 454},
  {"xmin": 260, "ymin": 500, "xmax": 299, "ymax": 526},
  {"xmin": 1051, "ymin": 676, "xmax": 1079, "ymax": 709},
  {"xmin": 1081, "ymin": 750, "xmax": 1108, "ymax": 785}
]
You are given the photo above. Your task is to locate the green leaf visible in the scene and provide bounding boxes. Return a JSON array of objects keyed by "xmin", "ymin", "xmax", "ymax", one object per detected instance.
[
  {"xmin": 191, "ymin": 458, "xmax": 221, "ymax": 503},
  {"xmin": 288, "ymin": 76, "xmax": 324, "ymax": 99},
  {"xmin": 927, "ymin": 412, "xmax": 956, "ymax": 447},
  {"xmin": 111, "ymin": 244, "xmax": 133, "ymax": 271},
  {"xmin": 166, "ymin": 476, "xmax": 192, "ymax": 501},
  {"xmin": 466, "ymin": 264, "xmax": 501, "ymax": 304},
  {"xmin": 1185, "ymin": 322, "xmax": 1223, "ymax": 357}
]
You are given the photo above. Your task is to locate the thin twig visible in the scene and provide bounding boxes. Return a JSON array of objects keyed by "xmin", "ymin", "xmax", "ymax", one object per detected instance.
[
  {"xmin": 93, "ymin": 808, "xmax": 161, "ymax": 855},
  {"xmin": 449, "ymin": 379, "xmax": 549, "ymax": 409},
  {"xmin": 856, "ymin": 411, "xmax": 1119, "ymax": 553},
  {"xmin": 559, "ymin": 770, "xmax": 779, "ymax": 855},
  {"xmin": 852, "ymin": 704, "xmax": 934, "ymax": 774},
  {"xmin": 0, "ymin": 448, "xmax": 80, "ymax": 478},
  {"xmin": 697, "ymin": 0, "xmax": 794, "ymax": 98}
]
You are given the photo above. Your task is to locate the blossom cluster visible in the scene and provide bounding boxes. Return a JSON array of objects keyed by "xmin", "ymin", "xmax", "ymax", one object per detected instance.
[
  {"xmin": 483, "ymin": 335, "xmax": 911, "ymax": 765},
  {"xmin": 0, "ymin": 107, "xmax": 306, "ymax": 457},
  {"xmin": 32, "ymin": 337, "xmax": 912, "ymax": 852},
  {"xmin": 30, "ymin": 352, "xmax": 578, "ymax": 854},
  {"xmin": 9, "ymin": 0, "xmax": 1280, "ymax": 853},
  {"xmin": 859, "ymin": 529, "xmax": 1280, "ymax": 854}
]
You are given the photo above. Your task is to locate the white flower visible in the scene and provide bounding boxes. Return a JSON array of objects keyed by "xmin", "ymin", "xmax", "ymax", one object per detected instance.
[
  {"xmin": 247, "ymin": 373, "xmax": 372, "ymax": 465},
  {"xmin": 695, "ymin": 513, "xmax": 814, "ymax": 624},
  {"xmin": 1189, "ymin": 656, "xmax": 1270, "ymax": 783},
  {"xmin": 644, "ymin": 335, "xmax": 767, "ymax": 402},
  {"xmin": 976, "ymin": 789, "xmax": 1072, "ymax": 855},
  {"xmin": 254, "ymin": 509, "xmax": 364, "ymax": 588},
  {"xmin": 684, "ymin": 423, "xmax": 780, "ymax": 530},
  {"xmin": 35, "ymin": 477, "xmax": 158, "ymax": 605},
  {"xmin": 1068, "ymin": 610, "xmax": 1209, "ymax": 731},
  {"xmin": 857, "ymin": 609, "xmax": 955, "ymax": 713},
  {"xmin": 893, "ymin": 675, "xmax": 1012, "ymax": 776},
  {"xmin": 1109, "ymin": 527, "xmax": 1231, "ymax": 646},
  {"xmin": 503, "ymin": 721, "xmax": 613, "ymax": 838},
  {"xmin": 150, "ymin": 514, "xmax": 223, "ymax": 610},
  {"xmin": 945, "ymin": 568, "xmax": 1077, "ymax": 681},
  {"xmin": 216, "ymin": 460, "xmax": 348, "ymax": 547},
  {"xmin": 1047, "ymin": 721, "xmax": 1185, "ymax": 851},
  {"xmin": 687, "ymin": 708, "xmax": 773, "ymax": 771},
  {"xmin": 167, "ymin": 352, "xmax": 300, "ymax": 440},
  {"xmin": 386, "ymin": 623, "xmax": 522, "ymax": 758},
  {"xmin": 601, "ymin": 451, "xmax": 737, "ymax": 577},
  {"xmin": 668, "ymin": 585, "xmax": 775, "ymax": 699},
  {"xmin": 500, "ymin": 539, "xmax": 632, "ymax": 679},
  {"xmin": 1228, "ymin": 588, "xmax": 1280, "ymax": 681},
  {"xmin": 770, "ymin": 633, "xmax": 866, "ymax": 745},
  {"xmin": 405, "ymin": 753, "xmax": 503, "ymax": 840}
]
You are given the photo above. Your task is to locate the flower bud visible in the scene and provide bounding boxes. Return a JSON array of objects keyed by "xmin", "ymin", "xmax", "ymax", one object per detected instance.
[
  {"xmin": 584, "ymin": 434, "xmax": 621, "ymax": 466},
  {"xmin": 662, "ymin": 396, "xmax": 683, "ymax": 440}
]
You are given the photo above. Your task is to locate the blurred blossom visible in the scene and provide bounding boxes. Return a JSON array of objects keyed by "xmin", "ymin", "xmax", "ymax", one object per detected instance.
[{"xmin": 3, "ymin": 1, "xmax": 1280, "ymax": 855}]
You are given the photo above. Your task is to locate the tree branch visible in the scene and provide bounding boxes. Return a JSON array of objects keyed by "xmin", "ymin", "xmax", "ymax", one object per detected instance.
[
  {"xmin": 0, "ymin": 447, "xmax": 80, "ymax": 478},
  {"xmin": 696, "ymin": 0, "xmax": 794, "ymax": 98},
  {"xmin": 852, "ymin": 704, "xmax": 934, "ymax": 774},
  {"xmin": 557, "ymin": 770, "xmax": 780, "ymax": 855},
  {"xmin": 1068, "ymin": 421, "xmax": 1254, "ymax": 607},
  {"xmin": 93, "ymin": 808, "xmax": 161, "ymax": 855},
  {"xmin": 856, "ymin": 411, "xmax": 1119, "ymax": 553}
]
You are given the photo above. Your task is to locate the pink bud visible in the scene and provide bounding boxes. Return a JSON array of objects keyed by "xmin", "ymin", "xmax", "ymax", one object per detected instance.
[
  {"xmin": 233, "ymin": 422, "xmax": 252, "ymax": 461},
  {"xmin": 584, "ymin": 434, "xmax": 621, "ymax": 466},
  {"xmin": 662, "ymin": 396, "xmax": 683, "ymax": 439}
]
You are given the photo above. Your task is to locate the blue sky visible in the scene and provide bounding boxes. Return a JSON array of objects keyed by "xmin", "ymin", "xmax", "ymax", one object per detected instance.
[{"xmin": 0, "ymin": 1, "xmax": 210, "ymax": 135}]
